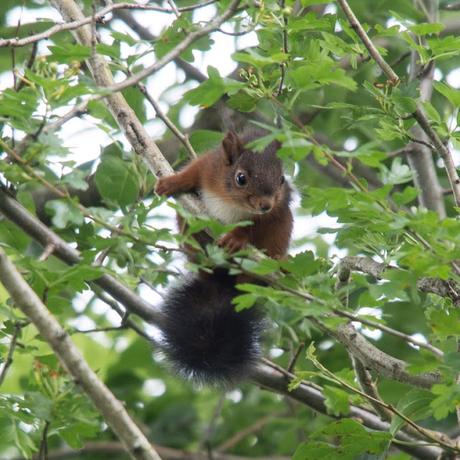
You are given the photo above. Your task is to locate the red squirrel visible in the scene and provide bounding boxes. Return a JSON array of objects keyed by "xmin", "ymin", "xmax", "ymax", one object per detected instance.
[{"xmin": 155, "ymin": 130, "xmax": 293, "ymax": 385}]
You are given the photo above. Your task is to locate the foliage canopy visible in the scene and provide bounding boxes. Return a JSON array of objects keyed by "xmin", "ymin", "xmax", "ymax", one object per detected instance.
[{"xmin": 1, "ymin": 0, "xmax": 460, "ymax": 459}]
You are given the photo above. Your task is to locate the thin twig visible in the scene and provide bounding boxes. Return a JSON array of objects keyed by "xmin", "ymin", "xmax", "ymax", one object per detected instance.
[
  {"xmin": 90, "ymin": 287, "xmax": 154, "ymax": 341},
  {"xmin": 0, "ymin": 321, "xmax": 26, "ymax": 386},
  {"xmin": 198, "ymin": 393, "xmax": 226, "ymax": 453},
  {"xmin": 351, "ymin": 356, "xmax": 392, "ymax": 421},
  {"xmin": 74, "ymin": 325, "xmax": 128, "ymax": 334},
  {"xmin": 412, "ymin": 107, "xmax": 460, "ymax": 207},
  {"xmin": 217, "ymin": 412, "xmax": 283, "ymax": 452},
  {"xmin": 336, "ymin": 309, "xmax": 444, "ymax": 358},
  {"xmin": 105, "ymin": 0, "xmax": 241, "ymax": 94},
  {"xmin": 336, "ymin": 0, "xmax": 399, "ymax": 85},
  {"xmin": 308, "ymin": 349, "xmax": 459, "ymax": 454},
  {"xmin": 287, "ymin": 342, "xmax": 304, "ymax": 373},
  {"xmin": 114, "ymin": 9, "xmax": 207, "ymax": 83},
  {"xmin": 0, "ymin": 248, "xmax": 162, "ymax": 460},
  {"xmin": 38, "ymin": 243, "xmax": 56, "ymax": 261},
  {"xmin": 276, "ymin": 0, "xmax": 288, "ymax": 97},
  {"xmin": 406, "ymin": 134, "xmax": 435, "ymax": 151},
  {"xmin": 15, "ymin": 41, "xmax": 38, "ymax": 92},
  {"xmin": 166, "ymin": 0, "xmax": 180, "ymax": 18},
  {"xmin": 38, "ymin": 420, "xmax": 50, "ymax": 460},
  {"xmin": 15, "ymin": 100, "xmax": 90, "ymax": 156},
  {"xmin": 138, "ymin": 82, "xmax": 197, "ymax": 159},
  {"xmin": 336, "ymin": 0, "xmax": 460, "ymax": 207},
  {"xmin": 0, "ymin": 1, "xmax": 220, "ymax": 48}
]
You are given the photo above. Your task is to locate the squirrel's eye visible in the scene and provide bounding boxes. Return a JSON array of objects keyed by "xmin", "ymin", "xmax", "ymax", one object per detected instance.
[
  {"xmin": 235, "ymin": 172, "xmax": 247, "ymax": 187},
  {"xmin": 280, "ymin": 175, "xmax": 285, "ymax": 185}
]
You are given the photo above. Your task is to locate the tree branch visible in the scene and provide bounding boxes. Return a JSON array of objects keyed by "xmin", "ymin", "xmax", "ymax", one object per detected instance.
[
  {"xmin": 103, "ymin": 0, "xmax": 241, "ymax": 94},
  {"xmin": 138, "ymin": 82, "xmax": 197, "ymax": 159},
  {"xmin": 27, "ymin": 440, "xmax": 290, "ymax": 460},
  {"xmin": 324, "ymin": 322, "xmax": 440, "ymax": 389},
  {"xmin": 0, "ymin": 248, "xmax": 162, "ymax": 460},
  {"xmin": 337, "ymin": 0, "xmax": 460, "ymax": 208},
  {"xmin": 0, "ymin": 188, "xmax": 163, "ymax": 325},
  {"xmin": 406, "ymin": 36, "xmax": 445, "ymax": 217},
  {"xmin": 0, "ymin": 320, "xmax": 27, "ymax": 386},
  {"xmin": 351, "ymin": 356, "xmax": 392, "ymax": 420},
  {"xmin": 252, "ymin": 363, "xmax": 442, "ymax": 459},
  {"xmin": 49, "ymin": 0, "xmax": 204, "ymax": 217},
  {"xmin": 336, "ymin": 0, "xmax": 399, "ymax": 85},
  {"xmin": 0, "ymin": 1, "xmax": 219, "ymax": 48},
  {"xmin": 113, "ymin": 9, "xmax": 207, "ymax": 83}
]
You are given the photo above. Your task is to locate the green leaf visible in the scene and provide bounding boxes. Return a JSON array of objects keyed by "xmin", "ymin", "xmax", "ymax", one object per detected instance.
[
  {"xmin": 393, "ymin": 186, "xmax": 418, "ymax": 205},
  {"xmin": 227, "ymin": 91, "xmax": 258, "ymax": 112},
  {"xmin": 428, "ymin": 308, "xmax": 460, "ymax": 338},
  {"xmin": 390, "ymin": 389, "xmax": 434, "ymax": 434},
  {"xmin": 323, "ymin": 385, "xmax": 350, "ymax": 416},
  {"xmin": 289, "ymin": 13, "xmax": 335, "ymax": 32},
  {"xmin": 277, "ymin": 138, "xmax": 312, "ymax": 161},
  {"xmin": 184, "ymin": 66, "xmax": 227, "ymax": 108},
  {"xmin": 431, "ymin": 384, "xmax": 460, "ymax": 419},
  {"xmin": 434, "ymin": 81, "xmax": 460, "ymax": 107},
  {"xmin": 189, "ymin": 130, "xmax": 224, "ymax": 154},
  {"xmin": 381, "ymin": 157, "xmax": 413, "ymax": 185},
  {"xmin": 45, "ymin": 199, "xmax": 84, "ymax": 229},
  {"xmin": 294, "ymin": 419, "xmax": 391, "ymax": 460},
  {"xmin": 48, "ymin": 44, "xmax": 92, "ymax": 62},
  {"xmin": 62, "ymin": 169, "xmax": 89, "ymax": 191},
  {"xmin": 300, "ymin": 0, "xmax": 331, "ymax": 6},
  {"xmin": 428, "ymin": 35, "xmax": 460, "ymax": 60},
  {"xmin": 232, "ymin": 50, "xmax": 287, "ymax": 68},
  {"xmin": 95, "ymin": 155, "xmax": 140, "ymax": 207},
  {"xmin": 289, "ymin": 61, "xmax": 357, "ymax": 91},
  {"xmin": 409, "ymin": 23, "xmax": 444, "ymax": 35}
]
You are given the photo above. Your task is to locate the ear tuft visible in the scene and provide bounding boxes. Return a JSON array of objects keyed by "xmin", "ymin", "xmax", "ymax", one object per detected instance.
[{"xmin": 222, "ymin": 130, "xmax": 244, "ymax": 165}]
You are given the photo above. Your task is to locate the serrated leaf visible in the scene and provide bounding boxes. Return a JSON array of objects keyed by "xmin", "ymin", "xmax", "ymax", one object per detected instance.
[{"xmin": 428, "ymin": 308, "xmax": 460, "ymax": 338}]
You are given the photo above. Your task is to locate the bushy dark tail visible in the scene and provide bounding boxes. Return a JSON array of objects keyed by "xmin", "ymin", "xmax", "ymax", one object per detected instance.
[{"xmin": 160, "ymin": 272, "xmax": 263, "ymax": 386}]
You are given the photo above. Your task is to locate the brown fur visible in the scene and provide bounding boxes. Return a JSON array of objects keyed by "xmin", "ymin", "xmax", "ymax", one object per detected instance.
[{"xmin": 155, "ymin": 130, "xmax": 293, "ymax": 258}]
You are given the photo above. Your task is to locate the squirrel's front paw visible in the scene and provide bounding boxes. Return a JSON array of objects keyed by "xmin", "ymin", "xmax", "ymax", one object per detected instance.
[
  {"xmin": 155, "ymin": 176, "xmax": 177, "ymax": 196},
  {"xmin": 218, "ymin": 230, "xmax": 249, "ymax": 253}
]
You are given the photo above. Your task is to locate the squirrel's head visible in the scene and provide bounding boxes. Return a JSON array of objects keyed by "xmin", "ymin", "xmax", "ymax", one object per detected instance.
[{"xmin": 221, "ymin": 130, "xmax": 287, "ymax": 215}]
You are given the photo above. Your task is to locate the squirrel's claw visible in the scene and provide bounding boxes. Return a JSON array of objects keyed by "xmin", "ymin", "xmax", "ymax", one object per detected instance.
[
  {"xmin": 155, "ymin": 176, "xmax": 177, "ymax": 196},
  {"xmin": 218, "ymin": 230, "xmax": 249, "ymax": 253}
]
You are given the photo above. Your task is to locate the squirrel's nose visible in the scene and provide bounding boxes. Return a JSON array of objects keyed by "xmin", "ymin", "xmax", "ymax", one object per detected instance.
[{"xmin": 259, "ymin": 201, "xmax": 273, "ymax": 213}]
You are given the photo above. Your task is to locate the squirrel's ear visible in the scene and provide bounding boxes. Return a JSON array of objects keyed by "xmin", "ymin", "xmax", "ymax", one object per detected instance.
[{"xmin": 222, "ymin": 130, "xmax": 244, "ymax": 165}]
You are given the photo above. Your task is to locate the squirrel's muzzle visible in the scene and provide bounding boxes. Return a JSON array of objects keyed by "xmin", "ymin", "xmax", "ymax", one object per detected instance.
[{"xmin": 249, "ymin": 196, "xmax": 274, "ymax": 214}]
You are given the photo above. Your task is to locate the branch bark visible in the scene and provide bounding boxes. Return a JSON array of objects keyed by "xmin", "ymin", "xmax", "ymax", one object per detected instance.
[
  {"xmin": 101, "ymin": 0, "xmax": 241, "ymax": 95},
  {"xmin": 328, "ymin": 322, "xmax": 440, "ymax": 389},
  {"xmin": 0, "ymin": 1, "xmax": 219, "ymax": 48},
  {"xmin": 407, "ymin": 6, "xmax": 446, "ymax": 218},
  {"xmin": 0, "ymin": 248, "xmax": 162, "ymax": 460},
  {"xmin": 27, "ymin": 441, "xmax": 289, "ymax": 460},
  {"xmin": 49, "ymin": 0, "xmax": 203, "ymax": 217},
  {"xmin": 252, "ymin": 364, "xmax": 442, "ymax": 459},
  {"xmin": 0, "ymin": 188, "xmax": 162, "ymax": 325}
]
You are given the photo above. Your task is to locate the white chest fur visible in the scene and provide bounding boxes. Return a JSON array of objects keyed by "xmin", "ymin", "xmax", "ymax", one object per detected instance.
[{"xmin": 201, "ymin": 189, "xmax": 251, "ymax": 224}]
